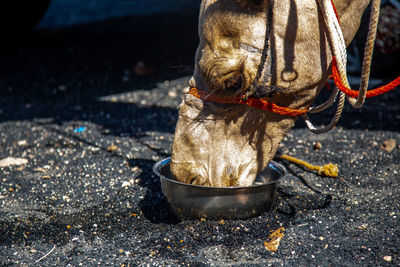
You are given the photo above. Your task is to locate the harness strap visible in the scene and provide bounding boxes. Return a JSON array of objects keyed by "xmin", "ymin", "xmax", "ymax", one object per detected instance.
[{"xmin": 188, "ymin": 87, "xmax": 309, "ymax": 117}]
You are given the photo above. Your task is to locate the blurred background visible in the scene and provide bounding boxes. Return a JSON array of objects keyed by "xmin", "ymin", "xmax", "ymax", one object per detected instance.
[{"xmin": 0, "ymin": 0, "xmax": 200, "ymax": 32}]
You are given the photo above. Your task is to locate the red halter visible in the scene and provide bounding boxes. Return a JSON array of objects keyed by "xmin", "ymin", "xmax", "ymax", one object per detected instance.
[{"xmin": 188, "ymin": 87, "xmax": 309, "ymax": 117}]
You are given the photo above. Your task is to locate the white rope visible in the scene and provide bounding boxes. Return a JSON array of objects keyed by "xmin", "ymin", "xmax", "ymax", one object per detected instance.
[
  {"xmin": 303, "ymin": 90, "xmax": 346, "ymax": 134},
  {"xmin": 304, "ymin": 0, "xmax": 381, "ymax": 133},
  {"xmin": 308, "ymin": 86, "xmax": 339, "ymax": 113},
  {"xmin": 346, "ymin": 0, "xmax": 381, "ymax": 108},
  {"xmin": 303, "ymin": 0, "xmax": 348, "ymax": 134}
]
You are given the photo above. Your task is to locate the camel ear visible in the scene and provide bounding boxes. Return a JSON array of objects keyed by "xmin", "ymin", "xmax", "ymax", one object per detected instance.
[{"xmin": 236, "ymin": 0, "xmax": 267, "ymax": 8}]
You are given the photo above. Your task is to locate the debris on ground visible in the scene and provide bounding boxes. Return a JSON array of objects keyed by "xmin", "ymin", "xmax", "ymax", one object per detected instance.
[
  {"xmin": 381, "ymin": 138, "xmax": 396, "ymax": 152},
  {"xmin": 264, "ymin": 227, "xmax": 285, "ymax": 252},
  {"xmin": 0, "ymin": 157, "xmax": 28, "ymax": 168}
]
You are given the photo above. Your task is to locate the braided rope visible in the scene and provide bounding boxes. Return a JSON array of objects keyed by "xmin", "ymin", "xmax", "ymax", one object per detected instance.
[
  {"xmin": 308, "ymin": 86, "xmax": 339, "ymax": 113},
  {"xmin": 188, "ymin": 87, "xmax": 309, "ymax": 117},
  {"xmin": 302, "ymin": 0, "xmax": 347, "ymax": 134},
  {"xmin": 275, "ymin": 154, "xmax": 339, "ymax": 177},
  {"xmin": 303, "ymin": 90, "xmax": 346, "ymax": 134},
  {"xmin": 346, "ymin": 0, "xmax": 382, "ymax": 108},
  {"xmin": 332, "ymin": 57, "xmax": 400, "ymax": 98},
  {"xmin": 346, "ymin": 0, "xmax": 380, "ymax": 107}
]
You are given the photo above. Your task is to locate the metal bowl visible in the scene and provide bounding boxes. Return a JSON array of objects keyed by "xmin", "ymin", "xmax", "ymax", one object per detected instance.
[{"xmin": 153, "ymin": 157, "xmax": 286, "ymax": 220}]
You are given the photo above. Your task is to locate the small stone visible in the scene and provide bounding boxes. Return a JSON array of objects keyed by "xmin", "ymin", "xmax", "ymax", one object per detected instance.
[
  {"xmin": 107, "ymin": 145, "xmax": 118, "ymax": 152},
  {"xmin": 0, "ymin": 157, "xmax": 28, "ymax": 168},
  {"xmin": 17, "ymin": 140, "xmax": 28, "ymax": 146},
  {"xmin": 58, "ymin": 85, "xmax": 67, "ymax": 91},
  {"xmin": 121, "ymin": 181, "xmax": 132, "ymax": 188},
  {"xmin": 358, "ymin": 224, "xmax": 368, "ymax": 230},
  {"xmin": 381, "ymin": 139, "xmax": 396, "ymax": 152},
  {"xmin": 168, "ymin": 90, "xmax": 177, "ymax": 97},
  {"xmin": 132, "ymin": 166, "xmax": 139, "ymax": 172},
  {"xmin": 313, "ymin": 142, "xmax": 322, "ymax": 150},
  {"xmin": 383, "ymin": 256, "xmax": 392, "ymax": 262},
  {"xmin": 89, "ymin": 146, "xmax": 100, "ymax": 152},
  {"xmin": 41, "ymin": 176, "xmax": 51, "ymax": 179},
  {"xmin": 319, "ymin": 236, "xmax": 325, "ymax": 241},
  {"xmin": 34, "ymin": 167, "xmax": 46, "ymax": 173}
]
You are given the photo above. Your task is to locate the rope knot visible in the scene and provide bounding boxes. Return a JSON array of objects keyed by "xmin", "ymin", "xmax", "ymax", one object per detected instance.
[{"xmin": 317, "ymin": 163, "xmax": 339, "ymax": 178}]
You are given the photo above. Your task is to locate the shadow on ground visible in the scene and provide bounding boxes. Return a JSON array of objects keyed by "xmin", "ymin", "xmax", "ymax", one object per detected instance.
[{"xmin": 0, "ymin": 11, "xmax": 199, "ymax": 135}]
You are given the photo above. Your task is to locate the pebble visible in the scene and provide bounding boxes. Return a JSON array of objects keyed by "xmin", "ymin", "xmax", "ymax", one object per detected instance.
[
  {"xmin": 17, "ymin": 140, "xmax": 28, "ymax": 146},
  {"xmin": 132, "ymin": 166, "xmax": 139, "ymax": 172},
  {"xmin": 168, "ymin": 90, "xmax": 177, "ymax": 98},
  {"xmin": 121, "ymin": 180, "xmax": 134, "ymax": 188},
  {"xmin": 383, "ymin": 256, "xmax": 392, "ymax": 262},
  {"xmin": 0, "ymin": 157, "xmax": 28, "ymax": 167},
  {"xmin": 34, "ymin": 168, "xmax": 46, "ymax": 173},
  {"xmin": 107, "ymin": 145, "xmax": 118, "ymax": 152},
  {"xmin": 381, "ymin": 139, "xmax": 396, "ymax": 152},
  {"xmin": 313, "ymin": 142, "xmax": 322, "ymax": 150},
  {"xmin": 358, "ymin": 224, "xmax": 368, "ymax": 230}
]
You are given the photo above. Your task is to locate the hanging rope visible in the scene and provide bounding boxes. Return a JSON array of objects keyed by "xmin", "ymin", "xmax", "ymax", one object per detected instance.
[
  {"xmin": 302, "ymin": 0, "xmax": 348, "ymax": 134},
  {"xmin": 332, "ymin": 57, "xmax": 400, "ymax": 98}
]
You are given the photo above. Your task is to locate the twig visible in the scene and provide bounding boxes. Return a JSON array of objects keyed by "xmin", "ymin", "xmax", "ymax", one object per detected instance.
[{"xmin": 34, "ymin": 245, "xmax": 56, "ymax": 263}]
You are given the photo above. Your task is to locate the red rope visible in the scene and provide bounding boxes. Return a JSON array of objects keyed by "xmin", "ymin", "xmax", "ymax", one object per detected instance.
[
  {"xmin": 332, "ymin": 57, "xmax": 400, "ymax": 98},
  {"xmin": 188, "ymin": 87, "xmax": 309, "ymax": 117},
  {"xmin": 329, "ymin": 0, "xmax": 400, "ymax": 98}
]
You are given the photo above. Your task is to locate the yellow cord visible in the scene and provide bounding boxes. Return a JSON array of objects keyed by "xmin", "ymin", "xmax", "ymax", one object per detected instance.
[{"xmin": 275, "ymin": 154, "xmax": 339, "ymax": 178}]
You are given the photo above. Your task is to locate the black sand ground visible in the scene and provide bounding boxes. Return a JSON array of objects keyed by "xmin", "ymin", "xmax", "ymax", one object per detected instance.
[{"xmin": 0, "ymin": 11, "xmax": 399, "ymax": 266}]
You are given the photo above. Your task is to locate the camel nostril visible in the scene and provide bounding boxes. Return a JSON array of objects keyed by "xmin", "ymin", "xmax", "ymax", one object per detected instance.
[{"xmin": 189, "ymin": 176, "xmax": 199, "ymax": 185}]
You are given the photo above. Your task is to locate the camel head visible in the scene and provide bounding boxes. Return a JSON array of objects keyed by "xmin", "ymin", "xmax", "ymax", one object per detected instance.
[{"xmin": 171, "ymin": 0, "xmax": 371, "ymax": 187}]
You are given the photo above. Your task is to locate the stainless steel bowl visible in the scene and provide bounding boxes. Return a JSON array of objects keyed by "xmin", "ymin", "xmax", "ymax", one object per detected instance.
[{"xmin": 153, "ymin": 157, "xmax": 286, "ymax": 220}]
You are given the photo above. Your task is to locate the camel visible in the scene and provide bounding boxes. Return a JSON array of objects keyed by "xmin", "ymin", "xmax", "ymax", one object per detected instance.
[{"xmin": 171, "ymin": 0, "xmax": 372, "ymax": 187}]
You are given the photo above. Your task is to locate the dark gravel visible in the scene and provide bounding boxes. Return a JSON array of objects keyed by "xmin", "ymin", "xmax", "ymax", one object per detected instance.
[{"xmin": 1, "ymin": 11, "xmax": 399, "ymax": 266}]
